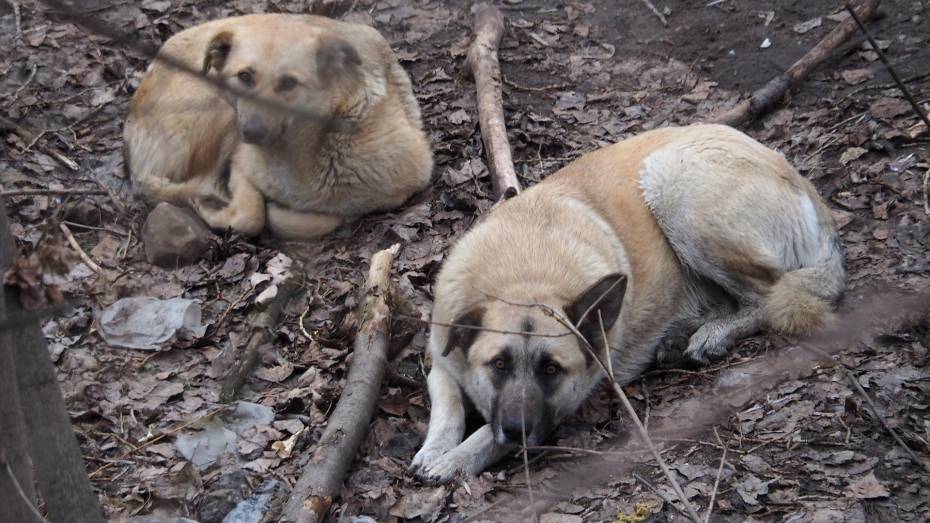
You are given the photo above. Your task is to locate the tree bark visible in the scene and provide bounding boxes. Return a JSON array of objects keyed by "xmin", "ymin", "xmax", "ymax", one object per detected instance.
[
  {"xmin": 0, "ymin": 198, "xmax": 38, "ymax": 523},
  {"xmin": 709, "ymin": 0, "xmax": 881, "ymax": 127},
  {"xmin": 466, "ymin": 4, "xmax": 521, "ymax": 200},
  {"xmin": 219, "ymin": 278, "xmax": 300, "ymax": 402},
  {"xmin": 282, "ymin": 244, "xmax": 400, "ymax": 523},
  {"xmin": 0, "ymin": 199, "xmax": 104, "ymax": 523}
]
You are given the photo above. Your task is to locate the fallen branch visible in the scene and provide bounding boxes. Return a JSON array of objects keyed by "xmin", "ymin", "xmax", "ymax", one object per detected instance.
[
  {"xmin": 466, "ymin": 4, "xmax": 521, "ymax": 200},
  {"xmin": 709, "ymin": 0, "xmax": 881, "ymax": 127},
  {"xmin": 283, "ymin": 244, "xmax": 400, "ymax": 523},
  {"xmin": 0, "ymin": 188, "xmax": 106, "ymax": 197},
  {"xmin": 845, "ymin": 3, "xmax": 930, "ymax": 132},
  {"xmin": 638, "ymin": 0, "xmax": 667, "ymax": 27},
  {"xmin": 59, "ymin": 222, "xmax": 104, "ymax": 274},
  {"xmin": 219, "ymin": 278, "xmax": 300, "ymax": 402},
  {"xmin": 478, "ymin": 290, "xmax": 930, "ymax": 517}
]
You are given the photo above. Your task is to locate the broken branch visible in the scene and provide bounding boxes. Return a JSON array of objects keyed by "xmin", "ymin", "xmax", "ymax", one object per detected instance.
[
  {"xmin": 466, "ymin": 4, "xmax": 521, "ymax": 200},
  {"xmin": 283, "ymin": 244, "xmax": 400, "ymax": 523},
  {"xmin": 709, "ymin": 0, "xmax": 881, "ymax": 127},
  {"xmin": 219, "ymin": 278, "xmax": 300, "ymax": 402}
]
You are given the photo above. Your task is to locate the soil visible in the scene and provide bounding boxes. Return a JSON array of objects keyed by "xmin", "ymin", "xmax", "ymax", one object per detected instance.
[{"xmin": 1, "ymin": 0, "xmax": 929, "ymax": 522}]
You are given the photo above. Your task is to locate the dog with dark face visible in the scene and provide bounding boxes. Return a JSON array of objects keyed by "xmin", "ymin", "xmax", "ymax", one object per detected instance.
[
  {"xmin": 411, "ymin": 124, "xmax": 845, "ymax": 482},
  {"xmin": 124, "ymin": 14, "xmax": 432, "ymax": 239}
]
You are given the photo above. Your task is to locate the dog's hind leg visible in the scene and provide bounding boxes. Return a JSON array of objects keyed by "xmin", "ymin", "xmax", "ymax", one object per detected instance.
[
  {"xmin": 193, "ymin": 168, "xmax": 266, "ymax": 236},
  {"xmin": 265, "ymin": 205, "xmax": 345, "ymax": 240}
]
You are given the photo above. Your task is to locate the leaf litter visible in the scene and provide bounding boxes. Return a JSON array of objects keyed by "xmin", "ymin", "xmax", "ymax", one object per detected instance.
[{"xmin": 1, "ymin": 0, "xmax": 929, "ymax": 521}]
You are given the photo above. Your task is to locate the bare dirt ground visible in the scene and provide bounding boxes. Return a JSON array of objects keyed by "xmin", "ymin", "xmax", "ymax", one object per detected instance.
[{"xmin": 2, "ymin": 0, "xmax": 930, "ymax": 522}]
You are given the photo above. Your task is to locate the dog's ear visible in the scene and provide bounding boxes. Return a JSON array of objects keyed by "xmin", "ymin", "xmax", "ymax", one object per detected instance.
[
  {"xmin": 203, "ymin": 31, "xmax": 233, "ymax": 74},
  {"xmin": 316, "ymin": 34, "xmax": 362, "ymax": 82},
  {"xmin": 567, "ymin": 274, "xmax": 627, "ymax": 358},
  {"xmin": 442, "ymin": 307, "xmax": 485, "ymax": 357}
]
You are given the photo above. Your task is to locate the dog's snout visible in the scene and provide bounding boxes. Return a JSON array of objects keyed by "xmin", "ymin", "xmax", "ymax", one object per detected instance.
[
  {"xmin": 500, "ymin": 417, "xmax": 533, "ymax": 444},
  {"xmin": 240, "ymin": 120, "xmax": 269, "ymax": 144}
]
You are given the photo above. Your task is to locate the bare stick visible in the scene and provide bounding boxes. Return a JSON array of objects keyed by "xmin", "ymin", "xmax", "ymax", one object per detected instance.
[
  {"xmin": 7, "ymin": 0, "xmax": 22, "ymax": 41},
  {"xmin": 845, "ymin": 3, "xmax": 930, "ymax": 132},
  {"xmin": 632, "ymin": 472, "xmax": 689, "ymax": 520},
  {"xmin": 88, "ymin": 405, "xmax": 231, "ymax": 479},
  {"xmin": 0, "ymin": 189, "xmax": 106, "ymax": 197},
  {"xmin": 487, "ymin": 293, "xmax": 702, "ymax": 522},
  {"xmin": 466, "ymin": 4, "xmax": 521, "ymax": 200},
  {"xmin": 283, "ymin": 244, "xmax": 400, "ymax": 523},
  {"xmin": 219, "ymin": 278, "xmax": 300, "ymax": 402},
  {"xmin": 923, "ymin": 168, "xmax": 930, "ymax": 217},
  {"xmin": 638, "ymin": 0, "xmax": 668, "ymax": 27},
  {"xmin": 709, "ymin": 0, "xmax": 881, "ymax": 127},
  {"xmin": 704, "ymin": 427, "xmax": 728, "ymax": 523},
  {"xmin": 801, "ymin": 342, "xmax": 930, "ymax": 472},
  {"xmin": 36, "ymin": 0, "xmax": 355, "ymax": 132},
  {"xmin": 59, "ymin": 222, "xmax": 103, "ymax": 274}
]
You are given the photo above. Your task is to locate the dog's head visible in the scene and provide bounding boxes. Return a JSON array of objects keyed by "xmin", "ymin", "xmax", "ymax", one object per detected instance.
[
  {"xmin": 202, "ymin": 26, "xmax": 363, "ymax": 146},
  {"xmin": 442, "ymin": 274, "xmax": 627, "ymax": 446}
]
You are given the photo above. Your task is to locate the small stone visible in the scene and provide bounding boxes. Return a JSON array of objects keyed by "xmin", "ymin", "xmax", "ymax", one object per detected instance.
[{"xmin": 142, "ymin": 202, "xmax": 213, "ymax": 268}]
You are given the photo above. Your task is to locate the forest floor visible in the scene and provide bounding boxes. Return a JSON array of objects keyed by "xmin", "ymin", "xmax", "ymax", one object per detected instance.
[{"xmin": 1, "ymin": 0, "xmax": 929, "ymax": 521}]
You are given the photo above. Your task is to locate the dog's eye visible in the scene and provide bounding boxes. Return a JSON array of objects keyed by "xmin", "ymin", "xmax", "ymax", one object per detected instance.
[
  {"xmin": 277, "ymin": 76, "xmax": 298, "ymax": 92},
  {"xmin": 492, "ymin": 357, "xmax": 507, "ymax": 371},
  {"xmin": 237, "ymin": 71, "xmax": 254, "ymax": 87},
  {"xmin": 544, "ymin": 363, "xmax": 561, "ymax": 376}
]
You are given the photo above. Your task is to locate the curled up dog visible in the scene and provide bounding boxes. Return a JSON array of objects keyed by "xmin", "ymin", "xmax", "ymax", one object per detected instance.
[
  {"xmin": 411, "ymin": 124, "xmax": 845, "ymax": 482},
  {"xmin": 124, "ymin": 14, "xmax": 432, "ymax": 239}
]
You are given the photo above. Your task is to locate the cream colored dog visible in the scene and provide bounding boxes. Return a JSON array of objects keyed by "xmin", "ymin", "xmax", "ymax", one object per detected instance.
[
  {"xmin": 124, "ymin": 14, "xmax": 432, "ymax": 239},
  {"xmin": 412, "ymin": 124, "xmax": 844, "ymax": 482}
]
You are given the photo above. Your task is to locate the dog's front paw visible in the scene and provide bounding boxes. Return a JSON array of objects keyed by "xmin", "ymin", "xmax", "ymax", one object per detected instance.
[
  {"xmin": 410, "ymin": 443, "xmax": 451, "ymax": 476},
  {"xmin": 414, "ymin": 447, "xmax": 475, "ymax": 484}
]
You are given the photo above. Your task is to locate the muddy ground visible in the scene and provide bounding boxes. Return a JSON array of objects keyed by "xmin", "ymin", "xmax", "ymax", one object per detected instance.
[{"xmin": 1, "ymin": 0, "xmax": 929, "ymax": 521}]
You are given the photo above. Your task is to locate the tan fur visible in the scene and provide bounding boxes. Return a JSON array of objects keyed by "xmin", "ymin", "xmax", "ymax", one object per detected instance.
[
  {"xmin": 413, "ymin": 124, "xmax": 844, "ymax": 482},
  {"xmin": 124, "ymin": 14, "xmax": 432, "ymax": 239}
]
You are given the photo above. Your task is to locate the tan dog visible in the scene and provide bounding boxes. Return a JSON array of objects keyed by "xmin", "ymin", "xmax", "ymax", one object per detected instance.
[
  {"xmin": 411, "ymin": 124, "xmax": 845, "ymax": 482},
  {"xmin": 124, "ymin": 14, "xmax": 432, "ymax": 239}
]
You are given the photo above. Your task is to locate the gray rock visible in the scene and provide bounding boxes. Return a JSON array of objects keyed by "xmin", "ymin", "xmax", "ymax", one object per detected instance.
[{"xmin": 143, "ymin": 203, "xmax": 212, "ymax": 267}]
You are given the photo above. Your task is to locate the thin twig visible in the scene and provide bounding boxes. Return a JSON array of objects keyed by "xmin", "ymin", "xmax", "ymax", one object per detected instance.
[
  {"xmin": 632, "ymin": 472, "xmax": 690, "ymax": 520},
  {"xmin": 2, "ymin": 461, "xmax": 48, "ymax": 523},
  {"xmin": 638, "ymin": 0, "xmax": 668, "ymax": 26},
  {"xmin": 59, "ymin": 222, "xmax": 104, "ymax": 274},
  {"xmin": 394, "ymin": 313, "xmax": 574, "ymax": 339},
  {"xmin": 88, "ymin": 404, "xmax": 232, "ymax": 479},
  {"xmin": 299, "ymin": 302, "xmax": 314, "ymax": 341},
  {"xmin": 8, "ymin": 0, "xmax": 23, "ymax": 41},
  {"xmin": 519, "ymin": 382, "xmax": 538, "ymax": 522},
  {"xmin": 922, "ymin": 168, "xmax": 929, "ymax": 217},
  {"xmin": 36, "ymin": 0, "xmax": 355, "ymax": 132},
  {"xmin": 0, "ymin": 188, "xmax": 107, "ymax": 197},
  {"xmin": 802, "ymin": 342, "xmax": 930, "ymax": 472},
  {"xmin": 524, "ymin": 445, "xmax": 650, "ymax": 457},
  {"xmin": 845, "ymin": 4, "xmax": 930, "ymax": 133},
  {"xmin": 7, "ymin": 62, "xmax": 37, "ymax": 107},
  {"xmin": 484, "ymin": 293, "xmax": 701, "ymax": 522},
  {"xmin": 704, "ymin": 427, "xmax": 728, "ymax": 523}
]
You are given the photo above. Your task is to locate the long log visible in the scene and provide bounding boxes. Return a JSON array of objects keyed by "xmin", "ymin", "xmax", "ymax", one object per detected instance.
[
  {"xmin": 283, "ymin": 244, "xmax": 401, "ymax": 523},
  {"xmin": 709, "ymin": 0, "xmax": 881, "ymax": 127},
  {"xmin": 466, "ymin": 4, "xmax": 521, "ymax": 200}
]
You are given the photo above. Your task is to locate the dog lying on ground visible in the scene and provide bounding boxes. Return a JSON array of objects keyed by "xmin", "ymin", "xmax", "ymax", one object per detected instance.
[
  {"xmin": 124, "ymin": 14, "xmax": 432, "ymax": 239},
  {"xmin": 411, "ymin": 124, "xmax": 845, "ymax": 482}
]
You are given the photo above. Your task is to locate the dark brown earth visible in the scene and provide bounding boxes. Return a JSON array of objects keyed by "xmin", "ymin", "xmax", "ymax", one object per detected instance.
[{"xmin": 1, "ymin": 0, "xmax": 929, "ymax": 522}]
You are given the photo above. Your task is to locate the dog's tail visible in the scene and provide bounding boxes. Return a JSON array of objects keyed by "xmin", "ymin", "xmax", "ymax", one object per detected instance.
[{"xmin": 763, "ymin": 240, "xmax": 845, "ymax": 335}]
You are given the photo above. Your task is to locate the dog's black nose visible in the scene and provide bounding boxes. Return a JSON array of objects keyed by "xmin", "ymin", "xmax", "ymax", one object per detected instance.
[
  {"xmin": 501, "ymin": 418, "xmax": 532, "ymax": 444},
  {"xmin": 240, "ymin": 121, "xmax": 268, "ymax": 144}
]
